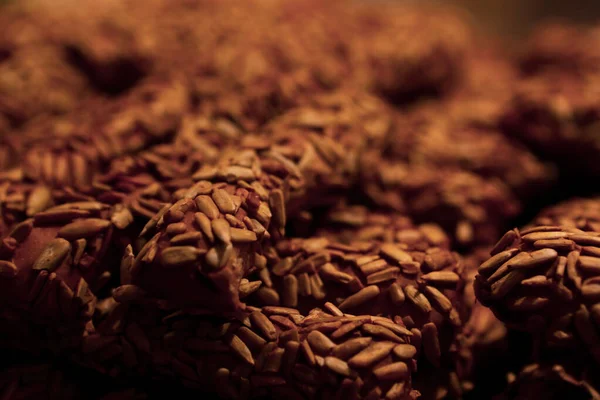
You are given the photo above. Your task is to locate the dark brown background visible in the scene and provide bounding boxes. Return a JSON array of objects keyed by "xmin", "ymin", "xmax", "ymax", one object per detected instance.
[{"xmin": 431, "ymin": 0, "xmax": 600, "ymax": 38}]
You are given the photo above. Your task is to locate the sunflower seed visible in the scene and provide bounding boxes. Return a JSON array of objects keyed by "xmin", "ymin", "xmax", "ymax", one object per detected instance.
[
  {"xmin": 211, "ymin": 218, "xmax": 231, "ymax": 244},
  {"xmin": 190, "ymin": 213, "xmax": 213, "ymax": 243},
  {"xmin": 165, "ymin": 222, "xmax": 187, "ymax": 236},
  {"xmin": 255, "ymin": 287, "xmax": 280, "ymax": 305},
  {"xmin": 227, "ymin": 334, "xmax": 254, "ymax": 366},
  {"xmin": 269, "ymin": 189, "xmax": 286, "ymax": 235},
  {"xmin": 393, "ymin": 344, "xmax": 417, "ymax": 360},
  {"xmin": 58, "ymin": 218, "xmax": 111, "ymax": 240},
  {"xmin": 113, "ymin": 284, "xmax": 146, "ymax": 303},
  {"xmin": 579, "ymin": 256, "xmax": 600, "ymax": 273},
  {"xmin": 212, "ymin": 189, "xmax": 237, "ymax": 214},
  {"xmin": 324, "ymin": 302, "xmax": 344, "ymax": 317},
  {"xmin": 491, "ymin": 270, "xmax": 526, "ymax": 299},
  {"xmin": 479, "ymin": 249, "xmax": 520, "ymax": 276},
  {"xmin": 362, "ymin": 324, "xmax": 404, "ymax": 343},
  {"xmin": 250, "ymin": 311, "xmax": 277, "ymax": 341},
  {"xmin": 520, "ymin": 275, "xmax": 551, "ymax": 287},
  {"xmin": 422, "ymin": 323, "xmax": 441, "ymax": 367},
  {"xmin": 582, "ymin": 284, "xmax": 600, "ymax": 301},
  {"xmin": 374, "ymin": 362, "xmax": 409, "ymax": 381},
  {"xmin": 552, "ymin": 255, "xmax": 567, "ymax": 282},
  {"xmin": 205, "ymin": 243, "xmax": 233, "ymax": 270},
  {"xmin": 583, "ymin": 247, "xmax": 600, "ymax": 257},
  {"xmin": 385, "ymin": 382, "xmax": 406, "ymax": 400},
  {"xmin": 566, "ymin": 250, "xmax": 582, "ymax": 289},
  {"xmin": 421, "ymin": 271, "xmax": 460, "ymax": 287},
  {"xmin": 509, "ymin": 249, "xmax": 558, "ymax": 269},
  {"xmin": 389, "ymin": 283, "xmax": 405, "ymax": 305},
  {"xmin": 522, "ymin": 231, "xmax": 571, "ymax": 242},
  {"xmin": 320, "ymin": 263, "xmax": 354, "ymax": 284},
  {"xmin": 331, "ymin": 320, "xmax": 367, "ymax": 339},
  {"xmin": 0, "ymin": 260, "xmax": 17, "ymax": 278},
  {"xmin": 367, "ymin": 267, "xmax": 401, "ymax": 285},
  {"xmin": 236, "ymin": 326, "xmax": 267, "ymax": 353},
  {"xmin": 170, "ymin": 231, "xmax": 203, "ymax": 245},
  {"xmin": 221, "ymin": 165, "xmax": 256, "ymax": 182},
  {"xmin": 507, "ymin": 296, "xmax": 550, "ymax": 311},
  {"xmin": 195, "ymin": 196, "xmax": 220, "ymax": 219},
  {"xmin": 324, "ymin": 356, "xmax": 353, "ymax": 377},
  {"xmin": 338, "ymin": 285, "xmax": 380, "ymax": 311},
  {"xmin": 487, "ymin": 252, "xmax": 537, "ymax": 283},
  {"xmin": 331, "ymin": 337, "xmax": 372, "ymax": 360},
  {"xmin": 300, "ymin": 340, "xmax": 317, "ymax": 366},
  {"xmin": 239, "ymin": 280, "xmax": 262, "ymax": 298},
  {"xmin": 570, "ymin": 235, "xmax": 600, "ymax": 247},
  {"xmin": 348, "ymin": 341, "xmax": 396, "ymax": 368},
  {"xmin": 490, "ymin": 230, "xmax": 518, "ymax": 255},
  {"xmin": 32, "ymin": 238, "xmax": 71, "ymax": 272},
  {"xmin": 230, "ymin": 228, "xmax": 257, "ymax": 243},
  {"xmin": 423, "ymin": 286, "xmax": 453, "ymax": 315},
  {"xmin": 307, "ymin": 330, "xmax": 336, "ymax": 355},
  {"xmin": 310, "ymin": 273, "xmax": 326, "ymax": 300},
  {"xmin": 26, "ymin": 185, "xmax": 53, "ymax": 216},
  {"xmin": 281, "ymin": 341, "xmax": 300, "ymax": 377},
  {"xmin": 34, "ymin": 209, "xmax": 91, "ymax": 225},
  {"xmin": 9, "ymin": 219, "xmax": 33, "ymax": 242},
  {"xmin": 372, "ymin": 318, "xmax": 412, "ymax": 337},
  {"xmin": 140, "ymin": 204, "xmax": 170, "ymax": 237},
  {"xmin": 360, "ymin": 259, "xmax": 389, "ymax": 275},
  {"xmin": 282, "ymin": 275, "xmax": 298, "ymax": 307},
  {"xmin": 404, "ymin": 286, "xmax": 432, "ymax": 313},
  {"xmin": 255, "ymin": 202, "xmax": 272, "ymax": 226},
  {"xmin": 120, "ymin": 245, "xmax": 134, "ymax": 285},
  {"xmin": 533, "ymin": 239, "xmax": 575, "ymax": 251},
  {"xmin": 298, "ymin": 273, "xmax": 312, "ymax": 296},
  {"xmin": 160, "ymin": 246, "xmax": 202, "ymax": 268}
]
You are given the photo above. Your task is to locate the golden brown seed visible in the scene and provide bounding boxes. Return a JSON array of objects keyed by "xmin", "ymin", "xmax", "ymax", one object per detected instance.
[
  {"xmin": 58, "ymin": 218, "xmax": 111, "ymax": 240},
  {"xmin": 160, "ymin": 246, "xmax": 202, "ymax": 268},
  {"xmin": 338, "ymin": 285, "xmax": 380, "ymax": 311},
  {"xmin": 212, "ymin": 189, "xmax": 237, "ymax": 214},
  {"xmin": 423, "ymin": 286, "xmax": 453, "ymax": 314},
  {"xmin": 0, "ymin": 260, "xmax": 18, "ymax": 278},
  {"xmin": 269, "ymin": 189, "xmax": 286, "ymax": 234},
  {"xmin": 320, "ymin": 263, "xmax": 354, "ymax": 284},
  {"xmin": 282, "ymin": 275, "xmax": 298, "ymax": 307},
  {"xmin": 332, "ymin": 337, "xmax": 372, "ymax": 360},
  {"xmin": 478, "ymin": 248, "xmax": 520, "ymax": 276},
  {"xmin": 230, "ymin": 228, "xmax": 257, "ymax": 243},
  {"xmin": 195, "ymin": 195, "xmax": 220, "ymax": 219},
  {"xmin": 348, "ymin": 341, "xmax": 396, "ymax": 368},
  {"xmin": 389, "ymin": 283, "xmax": 405, "ymax": 305},
  {"xmin": 227, "ymin": 334, "xmax": 254, "ymax": 365},
  {"xmin": 250, "ymin": 311, "xmax": 277, "ymax": 341},
  {"xmin": 421, "ymin": 271, "xmax": 460, "ymax": 286},
  {"xmin": 205, "ymin": 243, "xmax": 233, "ymax": 270},
  {"xmin": 194, "ymin": 212, "xmax": 213, "ymax": 242},
  {"xmin": 32, "ymin": 238, "xmax": 71, "ymax": 272},
  {"xmin": 362, "ymin": 324, "xmax": 404, "ymax": 343},
  {"xmin": 211, "ymin": 218, "xmax": 231, "ymax": 244},
  {"xmin": 522, "ymin": 231, "xmax": 571, "ymax": 242},
  {"xmin": 380, "ymin": 243, "xmax": 413, "ymax": 264},
  {"xmin": 404, "ymin": 286, "xmax": 432, "ymax": 313},
  {"xmin": 307, "ymin": 330, "xmax": 336, "ymax": 355},
  {"xmin": 393, "ymin": 344, "xmax": 417, "ymax": 360},
  {"xmin": 324, "ymin": 356, "xmax": 353, "ymax": 377},
  {"xmin": 373, "ymin": 362, "xmax": 409, "ymax": 380}
]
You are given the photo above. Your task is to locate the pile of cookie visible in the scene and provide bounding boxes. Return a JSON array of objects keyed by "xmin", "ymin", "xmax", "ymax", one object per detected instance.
[{"xmin": 1, "ymin": 1, "xmax": 600, "ymax": 399}]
